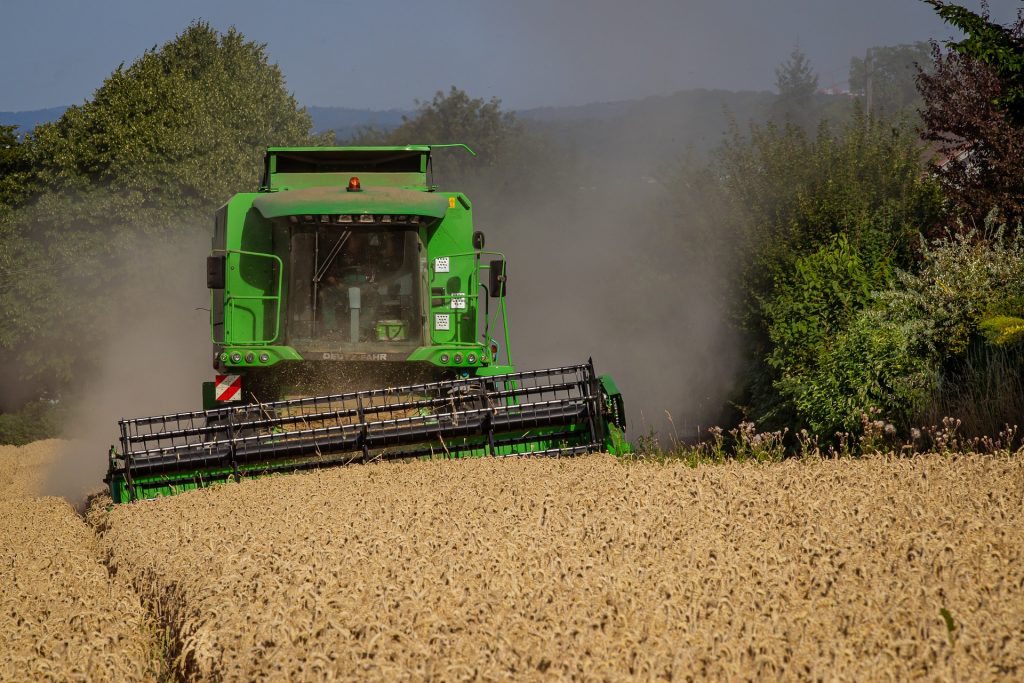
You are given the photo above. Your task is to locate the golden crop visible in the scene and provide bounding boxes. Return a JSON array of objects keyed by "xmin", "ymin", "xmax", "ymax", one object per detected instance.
[
  {"xmin": 0, "ymin": 442, "xmax": 154, "ymax": 682},
  {"xmin": 92, "ymin": 452, "xmax": 1023, "ymax": 681},
  {"xmin": 2, "ymin": 439, "xmax": 1021, "ymax": 681}
]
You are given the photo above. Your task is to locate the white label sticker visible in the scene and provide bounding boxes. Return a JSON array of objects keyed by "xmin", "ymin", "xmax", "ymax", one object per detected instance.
[
  {"xmin": 434, "ymin": 257, "xmax": 450, "ymax": 273},
  {"xmin": 450, "ymin": 293, "xmax": 467, "ymax": 310},
  {"xmin": 434, "ymin": 313, "xmax": 450, "ymax": 331}
]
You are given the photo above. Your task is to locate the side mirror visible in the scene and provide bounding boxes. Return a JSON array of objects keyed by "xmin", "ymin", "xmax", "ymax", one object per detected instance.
[
  {"xmin": 473, "ymin": 230, "xmax": 486, "ymax": 250},
  {"xmin": 207, "ymin": 255, "xmax": 226, "ymax": 289},
  {"xmin": 489, "ymin": 259, "xmax": 506, "ymax": 298}
]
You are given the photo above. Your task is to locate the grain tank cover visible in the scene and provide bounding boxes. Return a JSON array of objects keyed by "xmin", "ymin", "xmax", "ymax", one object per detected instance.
[
  {"xmin": 264, "ymin": 146, "xmax": 431, "ymax": 191},
  {"xmin": 252, "ymin": 185, "xmax": 450, "ymax": 219}
]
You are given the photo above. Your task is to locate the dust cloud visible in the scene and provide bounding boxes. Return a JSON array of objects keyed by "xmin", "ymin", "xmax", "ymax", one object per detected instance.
[
  {"xmin": 466, "ymin": 133, "xmax": 741, "ymax": 442},
  {"xmin": 43, "ymin": 233, "xmax": 211, "ymax": 505}
]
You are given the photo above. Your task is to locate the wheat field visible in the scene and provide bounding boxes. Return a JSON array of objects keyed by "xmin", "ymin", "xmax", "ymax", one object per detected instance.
[
  {"xmin": 0, "ymin": 442, "xmax": 155, "ymax": 681},
  {"xmin": 90, "ymin": 451, "xmax": 1023, "ymax": 681},
  {"xmin": 2, "ymin": 440, "xmax": 1022, "ymax": 680}
]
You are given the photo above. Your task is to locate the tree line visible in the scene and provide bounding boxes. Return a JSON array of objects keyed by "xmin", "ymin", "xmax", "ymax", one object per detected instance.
[
  {"xmin": 683, "ymin": 0, "xmax": 1024, "ymax": 442},
  {"xmin": 1, "ymin": 2, "xmax": 1022, "ymax": 448}
]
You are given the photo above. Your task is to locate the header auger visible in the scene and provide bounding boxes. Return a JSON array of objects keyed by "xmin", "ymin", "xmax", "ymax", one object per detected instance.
[{"xmin": 106, "ymin": 145, "xmax": 627, "ymax": 502}]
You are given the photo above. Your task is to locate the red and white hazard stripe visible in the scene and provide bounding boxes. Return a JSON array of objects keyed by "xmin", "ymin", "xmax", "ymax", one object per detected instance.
[{"xmin": 214, "ymin": 374, "xmax": 242, "ymax": 402}]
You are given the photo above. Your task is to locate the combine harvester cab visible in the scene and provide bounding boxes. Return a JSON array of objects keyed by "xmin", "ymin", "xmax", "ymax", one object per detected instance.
[{"xmin": 106, "ymin": 145, "xmax": 627, "ymax": 503}]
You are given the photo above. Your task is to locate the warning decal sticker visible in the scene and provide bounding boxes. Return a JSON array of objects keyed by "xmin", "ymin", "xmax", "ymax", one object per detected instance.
[{"xmin": 214, "ymin": 374, "xmax": 242, "ymax": 402}]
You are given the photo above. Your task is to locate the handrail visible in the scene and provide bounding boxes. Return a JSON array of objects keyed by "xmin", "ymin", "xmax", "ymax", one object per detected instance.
[{"xmin": 428, "ymin": 143, "xmax": 478, "ymax": 157}]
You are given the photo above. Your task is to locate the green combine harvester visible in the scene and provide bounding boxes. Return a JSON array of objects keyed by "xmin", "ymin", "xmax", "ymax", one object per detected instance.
[{"xmin": 106, "ymin": 145, "xmax": 627, "ymax": 503}]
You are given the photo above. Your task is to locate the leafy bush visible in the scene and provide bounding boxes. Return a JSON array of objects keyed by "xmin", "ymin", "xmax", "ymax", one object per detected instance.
[
  {"xmin": 762, "ymin": 234, "xmax": 904, "ymax": 432},
  {"xmin": 763, "ymin": 214, "xmax": 1024, "ymax": 437},
  {"xmin": 804, "ymin": 219, "xmax": 1024, "ymax": 434},
  {"xmin": 711, "ymin": 115, "xmax": 944, "ymax": 430},
  {"xmin": 882, "ymin": 221, "xmax": 1024, "ymax": 357},
  {"xmin": 0, "ymin": 400, "xmax": 66, "ymax": 445},
  {"xmin": 980, "ymin": 313, "xmax": 1024, "ymax": 346},
  {"xmin": 787, "ymin": 307, "xmax": 935, "ymax": 433}
]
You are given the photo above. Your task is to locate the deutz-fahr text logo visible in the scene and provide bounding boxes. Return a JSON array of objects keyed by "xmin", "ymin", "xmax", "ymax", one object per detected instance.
[{"xmin": 322, "ymin": 352, "xmax": 390, "ymax": 361}]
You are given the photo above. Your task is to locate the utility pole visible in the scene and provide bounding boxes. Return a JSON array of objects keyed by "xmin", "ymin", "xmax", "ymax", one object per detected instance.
[{"xmin": 864, "ymin": 48, "xmax": 873, "ymax": 119}]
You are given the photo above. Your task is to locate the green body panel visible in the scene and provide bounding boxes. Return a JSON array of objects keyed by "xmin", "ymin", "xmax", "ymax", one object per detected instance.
[
  {"xmin": 252, "ymin": 186, "xmax": 450, "ymax": 219},
  {"xmin": 213, "ymin": 194, "xmax": 280, "ymax": 347},
  {"xmin": 473, "ymin": 364, "xmax": 517, "ymax": 377},
  {"xmin": 599, "ymin": 374, "xmax": 628, "ymax": 450}
]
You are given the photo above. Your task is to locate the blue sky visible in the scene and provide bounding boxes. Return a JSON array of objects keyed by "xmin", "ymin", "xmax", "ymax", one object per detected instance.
[{"xmin": 1, "ymin": 0, "xmax": 1019, "ymax": 111}]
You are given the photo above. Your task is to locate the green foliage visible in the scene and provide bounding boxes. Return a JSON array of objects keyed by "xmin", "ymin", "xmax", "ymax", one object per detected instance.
[
  {"xmin": 774, "ymin": 46, "xmax": 815, "ymax": 96},
  {"xmin": 773, "ymin": 48, "xmax": 820, "ymax": 128},
  {"xmin": 882, "ymin": 222, "xmax": 1024, "ymax": 358},
  {"xmin": 762, "ymin": 235, "xmax": 911, "ymax": 432},
  {"xmin": 925, "ymin": 1, "xmax": 1024, "ymax": 122},
  {"xmin": 0, "ymin": 400, "xmax": 67, "ymax": 445},
  {"xmin": 351, "ymin": 86, "xmax": 526, "ymax": 191},
  {"xmin": 849, "ymin": 42, "xmax": 933, "ymax": 120},
  {"xmin": 671, "ymin": 41, "xmax": 1019, "ymax": 440},
  {"xmin": 775, "ymin": 48, "xmax": 818, "ymax": 101},
  {"xmin": 1, "ymin": 21, "xmax": 318, "ymax": 394},
  {"xmin": 765, "ymin": 234, "xmax": 883, "ymax": 373},
  {"xmin": 760, "ymin": 233, "xmax": 935, "ymax": 434},
  {"xmin": 787, "ymin": 305, "xmax": 936, "ymax": 433},
  {"xmin": 712, "ymin": 114, "xmax": 944, "ymax": 430},
  {"xmin": 390, "ymin": 87, "xmax": 521, "ymax": 160},
  {"xmin": 27, "ymin": 21, "xmax": 317, "ymax": 225},
  {"xmin": 0, "ymin": 124, "xmax": 35, "ymax": 215},
  {"xmin": 720, "ymin": 114, "xmax": 943, "ymax": 297},
  {"xmin": 823, "ymin": 220, "xmax": 1024, "ymax": 431},
  {"xmin": 979, "ymin": 314, "xmax": 1024, "ymax": 346}
]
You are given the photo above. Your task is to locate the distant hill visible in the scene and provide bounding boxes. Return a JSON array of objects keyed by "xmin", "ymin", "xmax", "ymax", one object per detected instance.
[
  {"xmin": 307, "ymin": 106, "xmax": 411, "ymax": 140},
  {"xmin": 518, "ymin": 89, "xmax": 779, "ymax": 171},
  {"xmin": 0, "ymin": 106, "xmax": 68, "ymax": 134},
  {"xmin": 2, "ymin": 89, "xmax": 791, "ymax": 162},
  {"xmin": 0, "ymin": 105, "xmax": 407, "ymax": 138}
]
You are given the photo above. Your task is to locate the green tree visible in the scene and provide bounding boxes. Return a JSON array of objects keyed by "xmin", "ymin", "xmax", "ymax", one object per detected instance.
[
  {"xmin": 710, "ymin": 114, "xmax": 944, "ymax": 430},
  {"xmin": 773, "ymin": 48, "xmax": 819, "ymax": 127},
  {"xmin": 0, "ymin": 125, "xmax": 34, "ymax": 216},
  {"xmin": 720, "ymin": 114, "xmax": 943, "ymax": 306},
  {"xmin": 919, "ymin": 3, "xmax": 1024, "ymax": 221},
  {"xmin": 776, "ymin": 48, "xmax": 819, "ymax": 100},
  {"xmin": 849, "ymin": 42, "xmax": 932, "ymax": 120},
  {"xmin": 354, "ymin": 87, "xmax": 525, "ymax": 191},
  {"xmin": 27, "ymin": 21, "xmax": 317, "ymax": 227},
  {"xmin": 925, "ymin": 0, "xmax": 1024, "ymax": 122},
  {"xmin": 1, "ymin": 21, "xmax": 319, "ymax": 396}
]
